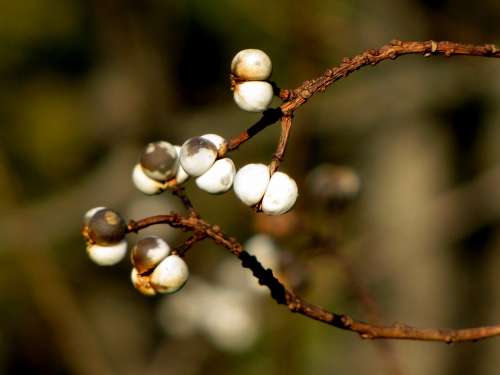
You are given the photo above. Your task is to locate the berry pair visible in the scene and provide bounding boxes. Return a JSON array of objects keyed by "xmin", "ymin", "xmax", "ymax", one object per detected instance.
[
  {"xmin": 83, "ymin": 208, "xmax": 189, "ymax": 296},
  {"xmin": 231, "ymin": 49, "xmax": 274, "ymax": 112},
  {"xmin": 131, "ymin": 236, "xmax": 188, "ymax": 296}
]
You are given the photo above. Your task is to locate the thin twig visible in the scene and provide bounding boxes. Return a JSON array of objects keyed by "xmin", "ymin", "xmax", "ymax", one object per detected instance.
[
  {"xmin": 222, "ymin": 40, "xmax": 499, "ymax": 161},
  {"xmin": 171, "ymin": 187, "xmax": 198, "ymax": 218},
  {"xmin": 280, "ymin": 40, "xmax": 499, "ymax": 114},
  {"xmin": 173, "ymin": 233, "xmax": 207, "ymax": 257},
  {"xmin": 125, "ymin": 213, "xmax": 500, "ymax": 343},
  {"xmin": 223, "ymin": 108, "xmax": 283, "ymax": 154},
  {"xmin": 269, "ymin": 115, "xmax": 293, "ymax": 175},
  {"xmin": 86, "ymin": 39, "xmax": 500, "ymax": 345}
]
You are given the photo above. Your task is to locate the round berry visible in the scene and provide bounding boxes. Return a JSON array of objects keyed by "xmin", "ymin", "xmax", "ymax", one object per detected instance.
[
  {"xmin": 231, "ymin": 49, "xmax": 272, "ymax": 81},
  {"xmin": 132, "ymin": 164, "xmax": 164, "ymax": 195},
  {"xmin": 131, "ymin": 236, "xmax": 171, "ymax": 274},
  {"xmin": 195, "ymin": 158, "xmax": 235, "ymax": 194},
  {"xmin": 87, "ymin": 208, "xmax": 127, "ymax": 245},
  {"xmin": 233, "ymin": 81, "xmax": 273, "ymax": 112},
  {"xmin": 150, "ymin": 255, "xmax": 189, "ymax": 294},
  {"xmin": 131, "ymin": 268, "xmax": 157, "ymax": 296},
  {"xmin": 87, "ymin": 240, "xmax": 127, "ymax": 266},
  {"xmin": 200, "ymin": 134, "xmax": 226, "ymax": 152},
  {"xmin": 262, "ymin": 172, "xmax": 298, "ymax": 215},
  {"xmin": 179, "ymin": 137, "xmax": 218, "ymax": 177},
  {"xmin": 140, "ymin": 141, "xmax": 178, "ymax": 182},
  {"xmin": 233, "ymin": 164, "xmax": 270, "ymax": 206},
  {"xmin": 174, "ymin": 146, "xmax": 190, "ymax": 184}
]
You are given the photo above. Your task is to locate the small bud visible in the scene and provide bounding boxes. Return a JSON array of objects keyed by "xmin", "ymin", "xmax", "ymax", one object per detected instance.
[
  {"xmin": 150, "ymin": 255, "xmax": 189, "ymax": 294},
  {"xmin": 131, "ymin": 236, "xmax": 171, "ymax": 274},
  {"xmin": 132, "ymin": 164, "xmax": 164, "ymax": 195},
  {"xmin": 87, "ymin": 208, "xmax": 127, "ymax": 245},
  {"xmin": 200, "ymin": 134, "xmax": 226, "ymax": 152},
  {"xmin": 262, "ymin": 172, "xmax": 298, "ymax": 215},
  {"xmin": 231, "ymin": 49, "xmax": 272, "ymax": 81},
  {"xmin": 233, "ymin": 164, "xmax": 270, "ymax": 206},
  {"xmin": 131, "ymin": 268, "xmax": 157, "ymax": 296},
  {"xmin": 180, "ymin": 137, "xmax": 218, "ymax": 177},
  {"xmin": 174, "ymin": 146, "xmax": 190, "ymax": 184},
  {"xmin": 140, "ymin": 141, "xmax": 178, "ymax": 181},
  {"xmin": 87, "ymin": 240, "xmax": 127, "ymax": 266},
  {"xmin": 195, "ymin": 158, "xmax": 235, "ymax": 194},
  {"xmin": 233, "ymin": 81, "xmax": 273, "ymax": 112}
]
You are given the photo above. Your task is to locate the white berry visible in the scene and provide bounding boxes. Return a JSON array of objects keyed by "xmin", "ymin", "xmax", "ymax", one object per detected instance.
[
  {"xmin": 233, "ymin": 164, "xmax": 270, "ymax": 206},
  {"xmin": 131, "ymin": 236, "xmax": 171, "ymax": 274},
  {"xmin": 180, "ymin": 137, "xmax": 218, "ymax": 177},
  {"xmin": 150, "ymin": 255, "xmax": 189, "ymax": 294},
  {"xmin": 200, "ymin": 134, "xmax": 226, "ymax": 152},
  {"xmin": 132, "ymin": 164, "xmax": 163, "ymax": 195},
  {"xmin": 262, "ymin": 172, "xmax": 298, "ymax": 215},
  {"xmin": 174, "ymin": 146, "xmax": 190, "ymax": 184},
  {"xmin": 87, "ymin": 239, "xmax": 127, "ymax": 266},
  {"xmin": 140, "ymin": 141, "xmax": 178, "ymax": 181},
  {"xmin": 233, "ymin": 81, "xmax": 273, "ymax": 112},
  {"xmin": 195, "ymin": 158, "xmax": 235, "ymax": 194},
  {"xmin": 231, "ymin": 49, "xmax": 272, "ymax": 81},
  {"xmin": 131, "ymin": 268, "xmax": 157, "ymax": 296}
]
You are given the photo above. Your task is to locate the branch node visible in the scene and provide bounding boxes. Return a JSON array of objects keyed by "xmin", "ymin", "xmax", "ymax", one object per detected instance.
[
  {"xmin": 389, "ymin": 39, "xmax": 403, "ymax": 46},
  {"xmin": 431, "ymin": 40, "xmax": 438, "ymax": 53},
  {"xmin": 486, "ymin": 44, "xmax": 498, "ymax": 54},
  {"xmin": 300, "ymin": 89, "xmax": 312, "ymax": 99},
  {"xmin": 127, "ymin": 220, "xmax": 138, "ymax": 233}
]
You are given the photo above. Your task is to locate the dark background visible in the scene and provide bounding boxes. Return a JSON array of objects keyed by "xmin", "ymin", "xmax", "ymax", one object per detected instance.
[{"xmin": 0, "ymin": 1, "xmax": 499, "ymax": 374}]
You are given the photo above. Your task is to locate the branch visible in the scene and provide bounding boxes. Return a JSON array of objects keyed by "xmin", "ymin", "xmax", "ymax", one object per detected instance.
[
  {"xmin": 223, "ymin": 108, "xmax": 283, "ymax": 154},
  {"xmin": 126, "ymin": 214, "xmax": 500, "ymax": 343},
  {"xmin": 221, "ymin": 40, "xmax": 499, "ymax": 160},
  {"xmin": 269, "ymin": 115, "xmax": 293, "ymax": 175},
  {"xmin": 280, "ymin": 40, "xmax": 499, "ymax": 114},
  {"xmin": 87, "ymin": 40, "xmax": 500, "ymax": 346}
]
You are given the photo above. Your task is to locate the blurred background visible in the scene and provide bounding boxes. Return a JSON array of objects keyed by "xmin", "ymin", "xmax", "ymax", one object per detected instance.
[{"xmin": 0, "ymin": 0, "xmax": 499, "ymax": 374}]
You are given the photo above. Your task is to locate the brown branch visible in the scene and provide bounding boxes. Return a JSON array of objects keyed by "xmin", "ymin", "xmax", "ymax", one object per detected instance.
[
  {"xmin": 172, "ymin": 233, "xmax": 207, "ymax": 257},
  {"xmin": 125, "ymin": 213, "xmax": 500, "ymax": 344},
  {"xmin": 171, "ymin": 187, "xmax": 198, "ymax": 218},
  {"xmin": 86, "ymin": 39, "xmax": 500, "ymax": 346},
  {"xmin": 223, "ymin": 108, "xmax": 283, "ymax": 155},
  {"xmin": 280, "ymin": 40, "xmax": 499, "ymax": 114},
  {"xmin": 222, "ymin": 40, "xmax": 499, "ymax": 163},
  {"xmin": 269, "ymin": 115, "xmax": 293, "ymax": 175}
]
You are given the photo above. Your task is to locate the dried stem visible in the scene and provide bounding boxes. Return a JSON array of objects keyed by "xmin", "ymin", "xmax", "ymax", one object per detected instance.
[
  {"xmin": 171, "ymin": 187, "xmax": 198, "ymax": 218},
  {"xmin": 87, "ymin": 39, "xmax": 500, "ymax": 345},
  {"xmin": 173, "ymin": 233, "xmax": 207, "ymax": 257},
  {"xmin": 125, "ymin": 213, "xmax": 500, "ymax": 343},
  {"xmin": 224, "ymin": 108, "xmax": 283, "ymax": 154},
  {"xmin": 223, "ymin": 40, "xmax": 499, "ymax": 154},
  {"xmin": 280, "ymin": 40, "xmax": 499, "ymax": 114},
  {"xmin": 269, "ymin": 115, "xmax": 293, "ymax": 175}
]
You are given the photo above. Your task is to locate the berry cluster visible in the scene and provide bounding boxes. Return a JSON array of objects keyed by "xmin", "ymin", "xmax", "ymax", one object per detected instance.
[
  {"xmin": 82, "ymin": 48, "xmax": 298, "ymax": 295},
  {"xmin": 83, "ymin": 207, "xmax": 188, "ymax": 295},
  {"xmin": 132, "ymin": 136, "xmax": 298, "ymax": 214}
]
